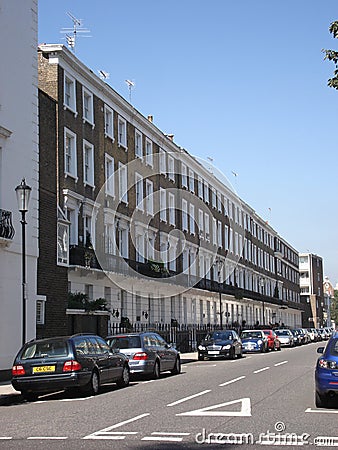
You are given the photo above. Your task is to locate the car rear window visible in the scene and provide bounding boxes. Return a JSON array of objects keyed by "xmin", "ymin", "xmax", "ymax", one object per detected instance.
[
  {"xmin": 21, "ymin": 339, "xmax": 69, "ymax": 359},
  {"xmin": 108, "ymin": 336, "xmax": 141, "ymax": 349}
]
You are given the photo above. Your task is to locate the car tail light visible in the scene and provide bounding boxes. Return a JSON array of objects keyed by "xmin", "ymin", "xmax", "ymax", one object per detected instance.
[
  {"xmin": 12, "ymin": 365, "xmax": 25, "ymax": 376},
  {"xmin": 318, "ymin": 359, "xmax": 337, "ymax": 369},
  {"xmin": 63, "ymin": 360, "xmax": 82, "ymax": 372},
  {"xmin": 133, "ymin": 352, "xmax": 148, "ymax": 360}
]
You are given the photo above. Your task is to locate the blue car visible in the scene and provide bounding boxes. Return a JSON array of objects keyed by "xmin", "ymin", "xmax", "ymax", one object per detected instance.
[
  {"xmin": 315, "ymin": 331, "xmax": 338, "ymax": 408},
  {"xmin": 241, "ymin": 330, "xmax": 268, "ymax": 353}
]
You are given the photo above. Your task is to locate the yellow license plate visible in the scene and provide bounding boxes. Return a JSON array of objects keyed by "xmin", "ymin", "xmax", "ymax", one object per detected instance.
[{"xmin": 32, "ymin": 365, "xmax": 56, "ymax": 374}]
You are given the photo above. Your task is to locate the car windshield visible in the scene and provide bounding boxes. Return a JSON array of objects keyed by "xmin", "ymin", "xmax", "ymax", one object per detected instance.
[
  {"xmin": 107, "ymin": 336, "xmax": 141, "ymax": 349},
  {"xmin": 241, "ymin": 332, "xmax": 262, "ymax": 339},
  {"xmin": 206, "ymin": 332, "xmax": 232, "ymax": 341},
  {"xmin": 276, "ymin": 330, "xmax": 289, "ymax": 336},
  {"xmin": 21, "ymin": 339, "xmax": 68, "ymax": 359}
]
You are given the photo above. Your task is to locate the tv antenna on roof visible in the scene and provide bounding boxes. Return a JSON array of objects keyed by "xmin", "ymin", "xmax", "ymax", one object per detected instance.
[
  {"xmin": 125, "ymin": 79, "xmax": 135, "ymax": 103},
  {"xmin": 60, "ymin": 12, "xmax": 91, "ymax": 52}
]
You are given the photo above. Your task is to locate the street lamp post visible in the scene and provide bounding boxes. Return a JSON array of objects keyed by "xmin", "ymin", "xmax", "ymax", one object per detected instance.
[{"xmin": 15, "ymin": 178, "xmax": 32, "ymax": 346}]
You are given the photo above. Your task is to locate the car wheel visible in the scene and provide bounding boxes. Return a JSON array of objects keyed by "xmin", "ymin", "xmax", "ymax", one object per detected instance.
[
  {"xmin": 237, "ymin": 349, "xmax": 243, "ymax": 358},
  {"xmin": 315, "ymin": 391, "xmax": 328, "ymax": 408},
  {"xmin": 117, "ymin": 365, "xmax": 130, "ymax": 388},
  {"xmin": 277, "ymin": 345, "xmax": 281, "ymax": 351},
  {"xmin": 83, "ymin": 370, "xmax": 100, "ymax": 395},
  {"xmin": 171, "ymin": 357, "xmax": 181, "ymax": 375},
  {"xmin": 21, "ymin": 391, "xmax": 38, "ymax": 402},
  {"xmin": 198, "ymin": 354, "xmax": 204, "ymax": 361},
  {"xmin": 152, "ymin": 360, "xmax": 160, "ymax": 379},
  {"xmin": 229, "ymin": 348, "xmax": 236, "ymax": 359}
]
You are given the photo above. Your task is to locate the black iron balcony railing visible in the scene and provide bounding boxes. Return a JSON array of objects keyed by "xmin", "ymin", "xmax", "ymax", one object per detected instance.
[{"xmin": 0, "ymin": 209, "xmax": 15, "ymax": 240}]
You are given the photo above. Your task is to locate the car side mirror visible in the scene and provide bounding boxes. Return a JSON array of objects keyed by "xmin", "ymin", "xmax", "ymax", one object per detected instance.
[{"xmin": 317, "ymin": 347, "xmax": 324, "ymax": 354}]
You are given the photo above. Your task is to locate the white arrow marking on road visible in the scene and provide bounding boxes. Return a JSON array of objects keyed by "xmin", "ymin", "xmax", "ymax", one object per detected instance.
[
  {"xmin": 305, "ymin": 408, "xmax": 338, "ymax": 414},
  {"xmin": 167, "ymin": 390, "xmax": 211, "ymax": 406},
  {"xmin": 219, "ymin": 376, "xmax": 246, "ymax": 387},
  {"xmin": 274, "ymin": 361, "xmax": 288, "ymax": 367},
  {"xmin": 142, "ymin": 432, "xmax": 190, "ymax": 442},
  {"xmin": 176, "ymin": 398, "xmax": 251, "ymax": 417}
]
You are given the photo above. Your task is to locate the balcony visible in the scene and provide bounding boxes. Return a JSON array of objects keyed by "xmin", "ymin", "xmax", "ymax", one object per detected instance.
[{"xmin": 0, "ymin": 209, "xmax": 15, "ymax": 244}]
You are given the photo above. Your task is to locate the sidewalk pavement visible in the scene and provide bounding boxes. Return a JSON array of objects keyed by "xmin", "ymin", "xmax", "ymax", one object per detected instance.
[{"xmin": 0, "ymin": 352, "xmax": 198, "ymax": 404}]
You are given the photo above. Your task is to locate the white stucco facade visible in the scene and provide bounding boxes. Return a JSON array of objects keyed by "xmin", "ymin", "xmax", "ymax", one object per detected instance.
[{"xmin": 0, "ymin": 0, "xmax": 39, "ymax": 374}]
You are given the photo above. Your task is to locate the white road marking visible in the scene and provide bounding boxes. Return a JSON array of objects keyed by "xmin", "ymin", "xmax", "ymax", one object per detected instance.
[
  {"xmin": 219, "ymin": 376, "xmax": 246, "ymax": 387},
  {"xmin": 305, "ymin": 408, "xmax": 338, "ymax": 414},
  {"xmin": 83, "ymin": 413, "xmax": 149, "ymax": 440},
  {"xmin": 150, "ymin": 432, "xmax": 190, "ymax": 436},
  {"xmin": 177, "ymin": 397, "xmax": 251, "ymax": 417},
  {"xmin": 0, "ymin": 438, "xmax": 12, "ymax": 440},
  {"xmin": 253, "ymin": 366, "xmax": 270, "ymax": 374},
  {"xmin": 27, "ymin": 437, "xmax": 68, "ymax": 440},
  {"xmin": 141, "ymin": 436, "xmax": 184, "ymax": 442},
  {"xmin": 167, "ymin": 390, "xmax": 211, "ymax": 406},
  {"xmin": 140, "ymin": 380, "xmax": 155, "ymax": 384},
  {"xmin": 274, "ymin": 361, "xmax": 288, "ymax": 367}
]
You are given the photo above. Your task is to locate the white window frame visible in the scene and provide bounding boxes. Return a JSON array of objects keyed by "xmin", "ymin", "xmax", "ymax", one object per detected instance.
[
  {"xmin": 105, "ymin": 154, "xmax": 114, "ymax": 197},
  {"xmin": 217, "ymin": 220, "xmax": 222, "ymax": 248},
  {"xmin": 135, "ymin": 129, "xmax": 143, "ymax": 159},
  {"xmin": 145, "ymin": 138, "xmax": 153, "ymax": 166},
  {"xmin": 145, "ymin": 179, "xmax": 154, "ymax": 215},
  {"xmin": 57, "ymin": 221, "xmax": 69, "ymax": 266},
  {"xmin": 168, "ymin": 154, "xmax": 175, "ymax": 181},
  {"xmin": 181, "ymin": 163, "xmax": 188, "ymax": 188},
  {"xmin": 212, "ymin": 187, "xmax": 217, "ymax": 208},
  {"xmin": 224, "ymin": 224, "xmax": 229, "ymax": 250},
  {"xmin": 159, "ymin": 148, "xmax": 166, "ymax": 175},
  {"xmin": 198, "ymin": 209, "xmax": 204, "ymax": 237},
  {"xmin": 212, "ymin": 217, "xmax": 217, "ymax": 245},
  {"xmin": 119, "ymin": 162, "xmax": 128, "ymax": 204},
  {"xmin": 135, "ymin": 173, "xmax": 144, "ymax": 211},
  {"xmin": 189, "ymin": 169, "xmax": 195, "ymax": 193},
  {"xmin": 83, "ymin": 140, "xmax": 95, "ymax": 187},
  {"xmin": 189, "ymin": 203, "xmax": 195, "ymax": 235},
  {"xmin": 64, "ymin": 127, "xmax": 77, "ymax": 181},
  {"xmin": 104, "ymin": 105, "xmax": 114, "ymax": 140},
  {"xmin": 118, "ymin": 115, "xmax": 127, "ymax": 149},
  {"xmin": 36, "ymin": 296, "xmax": 47, "ymax": 325},
  {"xmin": 198, "ymin": 176, "xmax": 203, "ymax": 198},
  {"xmin": 160, "ymin": 188, "xmax": 166, "ymax": 222},
  {"xmin": 204, "ymin": 181, "xmax": 209, "ymax": 203},
  {"xmin": 182, "ymin": 199, "xmax": 188, "ymax": 231},
  {"xmin": 82, "ymin": 87, "xmax": 94, "ymax": 126},
  {"xmin": 205, "ymin": 212, "xmax": 210, "ymax": 241},
  {"xmin": 168, "ymin": 192, "xmax": 175, "ymax": 226},
  {"xmin": 64, "ymin": 72, "xmax": 76, "ymax": 113}
]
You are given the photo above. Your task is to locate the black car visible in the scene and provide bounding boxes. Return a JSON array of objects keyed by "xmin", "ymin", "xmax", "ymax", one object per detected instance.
[
  {"xmin": 106, "ymin": 332, "xmax": 180, "ymax": 378},
  {"xmin": 198, "ymin": 330, "xmax": 242, "ymax": 360},
  {"xmin": 12, "ymin": 334, "xmax": 130, "ymax": 401}
]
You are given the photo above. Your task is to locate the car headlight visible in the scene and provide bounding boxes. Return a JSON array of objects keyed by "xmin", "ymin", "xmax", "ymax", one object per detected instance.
[
  {"xmin": 257, "ymin": 340, "xmax": 262, "ymax": 345},
  {"xmin": 222, "ymin": 345, "xmax": 231, "ymax": 350},
  {"xmin": 198, "ymin": 345, "xmax": 206, "ymax": 351}
]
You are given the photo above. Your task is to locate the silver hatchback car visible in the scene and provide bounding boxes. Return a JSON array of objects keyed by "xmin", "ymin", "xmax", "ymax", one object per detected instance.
[{"xmin": 106, "ymin": 332, "xmax": 180, "ymax": 379}]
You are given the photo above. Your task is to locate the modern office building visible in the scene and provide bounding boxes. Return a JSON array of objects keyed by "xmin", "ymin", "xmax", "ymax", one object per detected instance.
[
  {"xmin": 0, "ymin": 0, "xmax": 39, "ymax": 379},
  {"xmin": 36, "ymin": 43, "xmax": 302, "ymax": 338},
  {"xmin": 299, "ymin": 253, "xmax": 324, "ymax": 327}
]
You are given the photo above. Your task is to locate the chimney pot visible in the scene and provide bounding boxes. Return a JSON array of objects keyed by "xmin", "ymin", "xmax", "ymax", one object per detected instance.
[{"xmin": 147, "ymin": 115, "xmax": 153, "ymax": 123}]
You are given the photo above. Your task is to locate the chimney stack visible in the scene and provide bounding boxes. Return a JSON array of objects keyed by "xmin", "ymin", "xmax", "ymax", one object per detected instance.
[{"xmin": 147, "ymin": 115, "xmax": 153, "ymax": 123}]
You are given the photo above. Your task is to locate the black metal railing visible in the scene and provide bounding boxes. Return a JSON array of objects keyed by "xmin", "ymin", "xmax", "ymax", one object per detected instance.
[{"xmin": 0, "ymin": 209, "xmax": 15, "ymax": 240}]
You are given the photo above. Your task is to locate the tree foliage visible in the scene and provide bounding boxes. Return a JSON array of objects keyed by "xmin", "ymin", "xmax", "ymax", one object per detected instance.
[
  {"xmin": 323, "ymin": 21, "xmax": 338, "ymax": 89},
  {"xmin": 330, "ymin": 290, "xmax": 338, "ymax": 326}
]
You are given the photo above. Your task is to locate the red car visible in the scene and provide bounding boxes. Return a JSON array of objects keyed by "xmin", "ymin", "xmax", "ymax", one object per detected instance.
[{"xmin": 263, "ymin": 330, "xmax": 281, "ymax": 351}]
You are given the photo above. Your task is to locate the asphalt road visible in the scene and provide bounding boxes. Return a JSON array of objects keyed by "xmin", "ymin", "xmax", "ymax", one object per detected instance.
[{"xmin": 1, "ymin": 341, "xmax": 338, "ymax": 449}]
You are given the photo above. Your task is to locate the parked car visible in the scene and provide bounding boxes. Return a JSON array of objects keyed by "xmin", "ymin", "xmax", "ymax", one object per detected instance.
[
  {"xmin": 295, "ymin": 328, "xmax": 309, "ymax": 345},
  {"xmin": 274, "ymin": 329, "xmax": 294, "ymax": 347},
  {"xmin": 263, "ymin": 329, "xmax": 281, "ymax": 351},
  {"xmin": 290, "ymin": 329, "xmax": 302, "ymax": 346},
  {"xmin": 241, "ymin": 330, "xmax": 268, "ymax": 353},
  {"xmin": 318, "ymin": 328, "xmax": 330, "ymax": 340},
  {"xmin": 307, "ymin": 328, "xmax": 319, "ymax": 342},
  {"xmin": 106, "ymin": 332, "xmax": 180, "ymax": 378},
  {"xmin": 198, "ymin": 330, "xmax": 242, "ymax": 360},
  {"xmin": 11, "ymin": 334, "xmax": 130, "ymax": 401},
  {"xmin": 315, "ymin": 332, "xmax": 338, "ymax": 408}
]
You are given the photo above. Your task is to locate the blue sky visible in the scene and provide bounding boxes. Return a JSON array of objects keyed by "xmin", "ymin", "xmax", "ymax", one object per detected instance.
[{"xmin": 38, "ymin": 0, "xmax": 338, "ymax": 284}]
